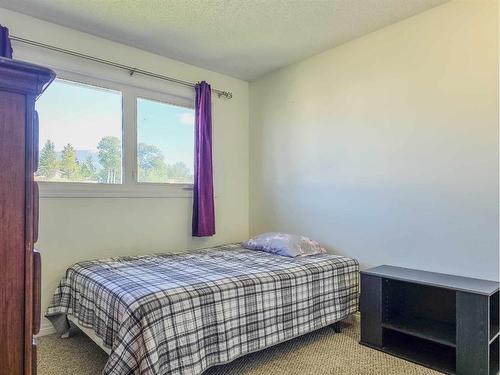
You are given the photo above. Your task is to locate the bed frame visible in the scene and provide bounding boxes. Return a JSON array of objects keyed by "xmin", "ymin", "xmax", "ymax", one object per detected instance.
[
  {"xmin": 66, "ymin": 315, "xmax": 111, "ymax": 355},
  {"xmin": 65, "ymin": 314, "xmax": 343, "ymax": 357}
]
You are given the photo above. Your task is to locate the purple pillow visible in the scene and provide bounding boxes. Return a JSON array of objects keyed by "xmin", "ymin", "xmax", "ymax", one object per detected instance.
[{"xmin": 243, "ymin": 232, "xmax": 327, "ymax": 257}]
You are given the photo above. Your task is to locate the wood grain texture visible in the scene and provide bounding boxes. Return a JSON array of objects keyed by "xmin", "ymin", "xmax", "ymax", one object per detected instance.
[
  {"xmin": 0, "ymin": 91, "xmax": 26, "ymax": 375},
  {"xmin": 33, "ymin": 111, "xmax": 39, "ymax": 173},
  {"xmin": 24, "ymin": 96, "xmax": 37, "ymax": 375},
  {"xmin": 0, "ymin": 59, "xmax": 54, "ymax": 375},
  {"xmin": 32, "ymin": 250, "xmax": 41, "ymax": 335},
  {"xmin": 33, "ymin": 182, "xmax": 39, "ymax": 244}
]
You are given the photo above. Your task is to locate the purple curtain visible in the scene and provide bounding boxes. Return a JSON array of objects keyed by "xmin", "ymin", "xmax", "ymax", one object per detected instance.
[
  {"xmin": 192, "ymin": 81, "xmax": 215, "ymax": 237},
  {"xmin": 0, "ymin": 25, "xmax": 13, "ymax": 58}
]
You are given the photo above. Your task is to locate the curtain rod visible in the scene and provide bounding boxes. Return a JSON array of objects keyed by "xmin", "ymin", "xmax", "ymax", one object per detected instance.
[{"xmin": 10, "ymin": 35, "xmax": 233, "ymax": 99}]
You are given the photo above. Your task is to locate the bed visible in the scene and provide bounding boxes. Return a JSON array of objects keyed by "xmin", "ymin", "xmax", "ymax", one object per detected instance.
[{"xmin": 46, "ymin": 243, "xmax": 359, "ymax": 375}]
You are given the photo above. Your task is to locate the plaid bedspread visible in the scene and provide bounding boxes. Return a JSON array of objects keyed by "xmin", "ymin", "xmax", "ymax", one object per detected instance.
[{"xmin": 46, "ymin": 243, "xmax": 359, "ymax": 375}]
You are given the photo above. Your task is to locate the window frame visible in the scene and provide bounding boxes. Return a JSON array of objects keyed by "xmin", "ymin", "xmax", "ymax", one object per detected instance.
[{"xmin": 37, "ymin": 68, "xmax": 194, "ymax": 198}]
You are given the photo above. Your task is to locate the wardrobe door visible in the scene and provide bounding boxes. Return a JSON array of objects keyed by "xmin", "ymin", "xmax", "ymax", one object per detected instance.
[
  {"xmin": 0, "ymin": 58, "xmax": 55, "ymax": 375},
  {"xmin": 0, "ymin": 91, "xmax": 26, "ymax": 375}
]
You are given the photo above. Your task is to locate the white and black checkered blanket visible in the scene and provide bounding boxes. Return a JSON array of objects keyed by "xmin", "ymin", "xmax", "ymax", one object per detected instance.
[{"xmin": 46, "ymin": 243, "xmax": 359, "ymax": 375}]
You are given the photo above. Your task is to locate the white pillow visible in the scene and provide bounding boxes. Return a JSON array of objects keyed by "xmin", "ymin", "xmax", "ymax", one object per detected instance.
[{"xmin": 243, "ymin": 232, "xmax": 327, "ymax": 257}]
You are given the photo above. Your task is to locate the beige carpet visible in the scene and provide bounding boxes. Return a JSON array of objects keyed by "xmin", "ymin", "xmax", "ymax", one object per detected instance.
[{"xmin": 38, "ymin": 315, "xmax": 438, "ymax": 374}]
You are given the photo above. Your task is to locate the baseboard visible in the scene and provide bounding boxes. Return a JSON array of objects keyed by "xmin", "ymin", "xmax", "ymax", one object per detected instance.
[{"xmin": 36, "ymin": 320, "xmax": 56, "ymax": 337}]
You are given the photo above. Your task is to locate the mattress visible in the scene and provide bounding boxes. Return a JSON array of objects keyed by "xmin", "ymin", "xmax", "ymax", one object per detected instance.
[{"xmin": 46, "ymin": 243, "xmax": 359, "ymax": 375}]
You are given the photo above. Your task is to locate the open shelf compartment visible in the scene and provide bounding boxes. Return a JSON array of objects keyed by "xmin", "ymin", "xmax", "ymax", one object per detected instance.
[
  {"xmin": 382, "ymin": 329, "xmax": 456, "ymax": 374},
  {"xmin": 382, "ymin": 278, "xmax": 456, "ymax": 348}
]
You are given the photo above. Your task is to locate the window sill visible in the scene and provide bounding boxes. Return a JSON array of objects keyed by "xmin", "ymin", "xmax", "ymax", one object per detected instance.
[{"xmin": 37, "ymin": 181, "xmax": 194, "ymax": 198}]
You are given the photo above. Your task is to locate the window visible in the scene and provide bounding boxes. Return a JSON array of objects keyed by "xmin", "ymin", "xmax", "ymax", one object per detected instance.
[
  {"xmin": 34, "ymin": 73, "xmax": 196, "ymax": 197},
  {"xmin": 137, "ymin": 98, "xmax": 194, "ymax": 184},
  {"xmin": 35, "ymin": 79, "xmax": 123, "ymax": 184}
]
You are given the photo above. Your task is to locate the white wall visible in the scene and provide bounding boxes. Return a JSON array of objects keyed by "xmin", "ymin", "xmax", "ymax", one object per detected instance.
[
  {"xmin": 2, "ymin": 0, "xmax": 498, "ymax": 336},
  {"xmin": 0, "ymin": 9, "xmax": 250, "ymax": 333},
  {"xmin": 250, "ymin": 1, "xmax": 499, "ymax": 281}
]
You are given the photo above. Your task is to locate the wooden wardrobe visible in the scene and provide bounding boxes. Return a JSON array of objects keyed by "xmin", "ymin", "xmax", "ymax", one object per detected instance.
[{"xmin": 0, "ymin": 57, "xmax": 55, "ymax": 375}]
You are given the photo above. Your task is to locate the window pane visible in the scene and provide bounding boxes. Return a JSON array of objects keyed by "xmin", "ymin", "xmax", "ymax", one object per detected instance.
[
  {"xmin": 35, "ymin": 79, "xmax": 122, "ymax": 184},
  {"xmin": 137, "ymin": 98, "xmax": 194, "ymax": 184}
]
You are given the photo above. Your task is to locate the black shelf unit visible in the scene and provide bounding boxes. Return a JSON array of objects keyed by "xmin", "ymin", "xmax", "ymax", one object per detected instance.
[{"xmin": 360, "ymin": 265, "xmax": 500, "ymax": 375}]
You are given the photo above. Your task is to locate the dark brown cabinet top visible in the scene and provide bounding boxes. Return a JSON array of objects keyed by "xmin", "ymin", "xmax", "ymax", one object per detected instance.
[{"xmin": 0, "ymin": 57, "xmax": 55, "ymax": 96}]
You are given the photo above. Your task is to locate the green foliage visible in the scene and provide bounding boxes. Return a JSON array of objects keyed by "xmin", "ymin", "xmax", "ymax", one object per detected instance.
[
  {"xmin": 137, "ymin": 143, "xmax": 193, "ymax": 183},
  {"xmin": 36, "ymin": 137, "xmax": 192, "ymax": 185},
  {"xmin": 166, "ymin": 161, "xmax": 193, "ymax": 183},
  {"xmin": 97, "ymin": 136, "xmax": 121, "ymax": 183},
  {"xmin": 37, "ymin": 140, "xmax": 58, "ymax": 179},
  {"xmin": 60, "ymin": 143, "xmax": 81, "ymax": 181},
  {"xmin": 80, "ymin": 155, "xmax": 97, "ymax": 181},
  {"xmin": 138, "ymin": 143, "xmax": 167, "ymax": 182}
]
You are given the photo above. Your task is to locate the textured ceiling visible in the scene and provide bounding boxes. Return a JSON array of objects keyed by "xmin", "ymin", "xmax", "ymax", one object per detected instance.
[{"xmin": 0, "ymin": 0, "xmax": 448, "ymax": 80}]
